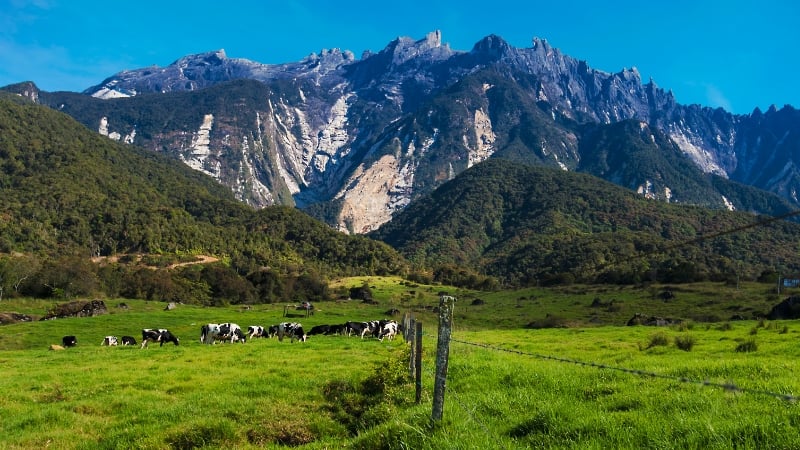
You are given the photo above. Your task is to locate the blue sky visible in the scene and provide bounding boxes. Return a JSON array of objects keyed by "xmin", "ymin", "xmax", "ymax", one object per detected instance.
[{"xmin": 1, "ymin": 0, "xmax": 797, "ymax": 114}]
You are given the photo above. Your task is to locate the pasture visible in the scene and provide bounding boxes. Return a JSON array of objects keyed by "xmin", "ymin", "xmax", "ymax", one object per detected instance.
[{"xmin": 1, "ymin": 279, "xmax": 800, "ymax": 448}]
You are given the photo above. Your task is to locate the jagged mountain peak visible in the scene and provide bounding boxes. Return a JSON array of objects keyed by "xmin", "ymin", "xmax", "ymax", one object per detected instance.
[
  {"xmin": 304, "ymin": 47, "xmax": 355, "ymax": 62},
  {"xmin": 171, "ymin": 49, "xmax": 228, "ymax": 67},
  {"xmin": 470, "ymin": 34, "xmax": 514, "ymax": 59},
  {"xmin": 380, "ymin": 30, "xmax": 453, "ymax": 66},
  {"xmin": 618, "ymin": 66, "xmax": 641, "ymax": 81}
]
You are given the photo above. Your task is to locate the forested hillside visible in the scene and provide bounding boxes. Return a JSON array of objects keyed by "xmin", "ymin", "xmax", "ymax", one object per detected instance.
[
  {"xmin": 0, "ymin": 95, "xmax": 407, "ymax": 303},
  {"xmin": 370, "ymin": 159, "xmax": 800, "ymax": 287}
]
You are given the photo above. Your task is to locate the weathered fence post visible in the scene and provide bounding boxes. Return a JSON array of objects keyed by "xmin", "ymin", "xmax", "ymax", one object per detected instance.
[
  {"xmin": 432, "ymin": 295, "xmax": 455, "ymax": 422},
  {"xmin": 415, "ymin": 321, "xmax": 423, "ymax": 404},
  {"xmin": 408, "ymin": 317, "xmax": 416, "ymax": 377},
  {"xmin": 403, "ymin": 312, "xmax": 413, "ymax": 342}
]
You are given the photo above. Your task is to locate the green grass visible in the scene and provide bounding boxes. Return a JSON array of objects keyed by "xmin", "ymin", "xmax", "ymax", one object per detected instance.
[{"xmin": 2, "ymin": 280, "xmax": 800, "ymax": 448}]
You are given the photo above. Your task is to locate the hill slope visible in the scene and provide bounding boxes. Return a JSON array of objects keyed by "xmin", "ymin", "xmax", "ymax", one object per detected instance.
[
  {"xmin": 0, "ymin": 95, "xmax": 407, "ymax": 301},
  {"xmin": 370, "ymin": 159, "xmax": 800, "ymax": 286}
]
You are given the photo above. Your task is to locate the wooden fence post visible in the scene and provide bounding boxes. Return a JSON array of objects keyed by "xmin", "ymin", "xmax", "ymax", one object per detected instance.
[
  {"xmin": 415, "ymin": 321, "xmax": 423, "ymax": 404},
  {"xmin": 432, "ymin": 295, "xmax": 455, "ymax": 422},
  {"xmin": 408, "ymin": 318, "xmax": 416, "ymax": 377}
]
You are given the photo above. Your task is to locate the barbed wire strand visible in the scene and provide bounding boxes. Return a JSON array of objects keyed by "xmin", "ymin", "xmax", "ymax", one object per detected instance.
[{"xmin": 445, "ymin": 336, "xmax": 797, "ymax": 403}]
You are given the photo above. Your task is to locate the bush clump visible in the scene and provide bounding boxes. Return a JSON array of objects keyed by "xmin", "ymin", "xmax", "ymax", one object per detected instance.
[
  {"xmin": 322, "ymin": 347, "xmax": 412, "ymax": 435},
  {"xmin": 646, "ymin": 332, "xmax": 670, "ymax": 349},
  {"xmin": 735, "ymin": 338, "xmax": 758, "ymax": 353},
  {"xmin": 674, "ymin": 335, "xmax": 696, "ymax": 351}
]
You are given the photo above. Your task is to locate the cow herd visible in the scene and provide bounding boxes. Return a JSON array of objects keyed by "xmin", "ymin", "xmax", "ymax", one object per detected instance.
[
  {"xmin": 60, "ymin": 318, "xmax": 400, "ymax": 350},
  {"xmin": 308, "ymin": 319, "xmax": 399, "ymax": 341}
]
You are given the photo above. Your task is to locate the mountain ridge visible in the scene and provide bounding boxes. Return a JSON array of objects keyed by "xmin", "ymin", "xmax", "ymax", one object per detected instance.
[{"xmin": 3, "ymin": 31, "xmax": 798, "ymax": 233}]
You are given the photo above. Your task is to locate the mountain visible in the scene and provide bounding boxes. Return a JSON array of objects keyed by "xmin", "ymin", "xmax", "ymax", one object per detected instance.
[
  {"xmin": 0, "ymin": 94, "xmax": 407, "ymax": 301},
  {"xmin": 369, "ymin": 159, "xmax": 800, "ymax": 286},
  {"xmin": 4, "ymin": 31, "xmax": 799, "ymax": 233}
]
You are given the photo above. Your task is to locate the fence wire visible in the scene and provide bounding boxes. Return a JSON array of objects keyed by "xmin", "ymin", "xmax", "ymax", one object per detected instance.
[{"xmin": 446, "ymin": 336, "xmax": 798, "ymax": 403}]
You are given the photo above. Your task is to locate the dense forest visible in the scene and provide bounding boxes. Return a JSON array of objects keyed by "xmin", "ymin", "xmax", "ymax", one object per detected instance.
[
  {"xmin": 370, "ymin": 159, "xmax": 800, "ymax": 286},
  {"xmin": 0, "ymin": 95, "xmax": 407, "ymax": 304}
]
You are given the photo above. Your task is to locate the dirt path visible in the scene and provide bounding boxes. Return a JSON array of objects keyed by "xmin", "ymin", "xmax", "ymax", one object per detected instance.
[
  {"xmin": 166, "ymin": 255, "xmax": 219, "ymax": 269},
  {"xmin": 91, "ymin": 254, "xmax": 219, "ymax": 268}
]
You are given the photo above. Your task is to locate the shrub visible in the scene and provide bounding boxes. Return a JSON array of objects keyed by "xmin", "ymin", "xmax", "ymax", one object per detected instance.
[
  {"xmin": 349, "ymin": 283, "xmax": 373, "ymax": 302},
  {"xmin": 674, "ymin": 335, "xmax": 696, "ymax": 351},
  {"xmin": 646, "ymin": 332, "xmax": 670, "ymax": 349},
  {"xmin": 735, "ymin": 339, "xmax": 758, "ymax": 353},
  {"xmin": 322, "ymin": 347, "xmax": 412, "ymax": 435},
  {"xmin": 716, "ymin": 322, "xmax": 733, "ymax": 331},
  {"xmin": 166, "ymin": 421, "xmax": 237, "ymax": 450}
]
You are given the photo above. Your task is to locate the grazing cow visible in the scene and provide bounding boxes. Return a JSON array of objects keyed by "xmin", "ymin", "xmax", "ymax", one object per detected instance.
[
  {"xmin": 352, "ymin": 320, "xmax": 382, "ymax": 339},
  {"xmin": 121, "ymin": 336, "xmax": 137, "ymax": 346},
  {"xmin": 266, "ymin": 324, "xmax": 280, "ymax": 338},
  {"xmin": 62, "ymin": 336, "xmax": 77, "ymax": 347},
  {"xmin": 327, "ymin": 323, "xmax": 346, "ymax": 335},
  {"xmin": 379, "ymin": 321, "xmax": 398, "ymax": 341},
  {"xmin": 101, "ymin": 336, "xmax": 119, "ymax": 346},
  {"xmin": 278, "ymin": 322, "xmax": 306, "ymax": 342},
  {"xmin": 218, "ymin": 323, "xmax": 246, "ymax": 343},
  {"xmin": 247, "ymin": 325, "xmax": 266, "ymax": 339},
  {"xmin": 140, "ymin": 328, "xmax": 180, "ymax": 348},
  {"xmin": 345, "ymin": 321, "xmax": 368, "ymax": 338},
  {"xmin": 200, "ymin": 323, "xmax": 221, "ymax": 344},
  {"xmin": 308, "ymin": 324, "xmax": 331, "ymax": 336},
  {"xmin": 201, "ymin": 323, "xmax": 246, "ymax": 344}
]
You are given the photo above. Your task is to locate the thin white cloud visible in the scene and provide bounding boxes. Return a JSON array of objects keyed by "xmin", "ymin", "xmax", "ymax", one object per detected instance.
[{"xmin": 704, "ymin": 84, "xmax": 733, "ymax": 112}]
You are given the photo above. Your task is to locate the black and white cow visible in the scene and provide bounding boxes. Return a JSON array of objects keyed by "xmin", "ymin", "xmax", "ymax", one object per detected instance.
[
  {"xmin": 346, "ymin": 320, "xmax": 379, "ymax": 339},
  {"xmin": 345, "ymin": 321, "xmax": 369, "ymax": 338},
  {"xmin": 219, "ymin": 323, "xmax": 246, "ymax": 343},
  {"xmin": 121, "ymin": 336, "xmax": 137, "ymax": 346},
  {"xmin": 200, "ymin": 323, "xmax": 220, "ymax": 344},
  {"xmin": 247, "ymin": 325, "xmax": 267, "ymax": 339},
  {"xmin": 201, "ymin": 323, "xmax": 246, "ymax": 344},
  {"xmin": 378, "ymin": 320, "xmax": 399, "ymax": 341},
  {"xmin": 277, "ymin": 322, "xmax": 306, "ymax": 343},
  {"xmin": 62, "ymin": 335, "xmax": 77, "ymax": 347},
  {"xmin": 101, "ymin": 336, "xmax": 119, "ymax": 346},
  {"xmin": 141, "ymin": 328, "xmax": 180, "ymax": 348}
]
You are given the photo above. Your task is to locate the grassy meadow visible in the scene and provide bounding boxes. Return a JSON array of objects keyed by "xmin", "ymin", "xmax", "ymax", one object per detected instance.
[{"xmin": 1, "ymin": 278, "xmax": 800, "ymax": 448}]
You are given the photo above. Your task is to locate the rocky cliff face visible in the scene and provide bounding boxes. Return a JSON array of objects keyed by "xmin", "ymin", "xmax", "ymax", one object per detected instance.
[{"xmin": 9, "ymin": 31, "xmax": 799, "ymax": 233}]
